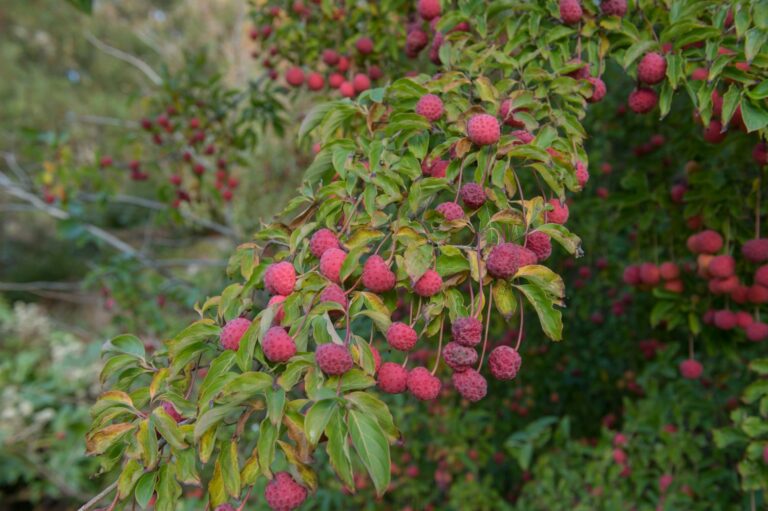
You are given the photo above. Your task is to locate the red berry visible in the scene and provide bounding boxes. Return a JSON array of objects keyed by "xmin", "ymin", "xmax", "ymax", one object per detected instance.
[
  {"xmin": 747, "ymin": 322, "xmax": 768, "ymax": 342},
  {"xmin": 452, "ymin": 368, "xmax": 487, "ymax": 402},
  {"xmin": 320, "ymin": 248, "xmax": 347, "ymax": 283},
  {"xmin": 587, "ymin": 77, "xmax": 607, "ymax": 103},
  {"xmin": 407, "ymin": 367, "xmax": 441, "ymax": 400},
  {"xmin": 307, "ymin": 72, "xmax": 325, "ymax": 91},
  {"xmin": 339, "ymin": 81, "xmax": 356, "ymax": 98},
  {"xmin": 488, "ymin": 346, "xmax": 522, "ymax": 380},
  {"xmin": 328, "ymin": 73, "xmax": 344, "ymax": 89},
  {"xmin": 362, "ymin": 255, "xmax": 396, "ymax": 292},
  {"xmin": 315, "ymin": 343, "xmax": 354, "ymax": 375},
  {"xmin": 417, "ymin": 0, "xmax": 441, "ymax": 20},
  {"xmin": 268, "ymin": 295, "xmax": 286, "ymax": 324},
  {"xmin": 322, "ymin": 49, "xmax": 339, "ymax": 66},
  {"xmin": 356, "ymin": 36, "xmax": 374, "ymax": 55},
  {"xmin": 526, "ymin": 231, "xmax": 552, "ymax": 262},
  {"xmin": 499, "ymin": 99, "xmax": 525, "ymax": 128},
  {"xmin": 559, "ymin": 0, "xmax": 583, "ymax": 24},
  {"xmin": 703, "ymin": 120, "xmax": 726, "ymax": 144},
  {"xmin": 486, "ymin": 243, "xmax": 521, "ymax": 279},
  {"xmin": 310, "ymin": 228, "xmax": 340, "ymax": 258},
  {"xmin": 220, "ymin": 317, "xmax": 251, "ymax": 350},
  {"xmin": 336, "ymin": 56, "xmax": 350, "ymax": 72},
  {"xmin": 714, "ymin": 310, "xmax": 737, "ymax": 330},
  {"xmin": 709, "ymin": 255, "xmax": 735, "ymax": 278},
  {"xmin": 757, "ymin": 266, "xmax": 768, "ymax": 287},
  {"xmin": 285, "ymin": 67, "xmax": 305, "ymax": 87},
  {"xmin": 742, "ymin": 239, "xmax": 768, "ymax": 262},
  {"xmin": 414, "ymin": 269, "xmax": 443, "ymax": 297},
  {"xmin": 265, "ymin": 261, "xmax": 296, "ymax": 296},
  {"xmin": 451, "ymin": 317, "xmax": 482, "ymax": 347},
  {"xmin": 575, "ymin": 161, "xmax": 589, "ymax": 187},
  {"xmin": 320, "ymin": 283, "xmax": 348, "ymax": 310},
  {"xmin": 262, "ymin": 327, "xmax": 296, "ymax": 362},
  {"xmin": 415, "ymin": 94, "xmax": 444, "ymax": 121},
  {"xmin": 264, "ymin": 472, "xmax": 307, "ymax": 511},
  {"xmin": 442, "ymin": 342, "xmax": 478, "ymax": 372},
  {"xmin": 460, "ymin": 183, "xmax": 486, "ymax": 209},
  {"xmin": 368, "ymin": 65, "xmax": 383, "ymax": 80},
  {"xmin": 406, "ymin": 29, "xmax": 429, "ymax": 57},
  {"xmin": 679, "ymin": 358, "xmax": 703, "ymax": 379},
  {"xmin": 352, "ymin": 73, "xmax": 371, "ymax": 93},
  {"xmin": 377, "ymin": 362, "xmax": 408, "ymax": 393},
  {"xmin": 436, "ymin": 201, "xmax": 464, "ymax": 220},
  {"xmin": 687, "ymin": 230, "xmax": 724, "ymax": 254},
  {"xmin": 601, "ymin": 0, "xmax": 627, "ymax": 16},
  {"xmin": 387, "ymin": 322, "xmax": 418, "ymax": 351},
  {"xmin": 546, "ymin": 199, "xmax": 569, "ymax": 224},
  {"xmin": 637, "ymin": 52, "xmax": 667, "ymax": 84},
  {"xmin": 754, "ymin": 142, "xmax": 768, "ymax": 166},
  {"xmin": 659, "ymin": 262, "xmax": 680, "ymax": 280},
  {"xmin": 628, "ymin": 88, "xmax": 658, "ymax": 114},
  {"xmin": 466, "ymin": 114, "xmax": 500, "ymax": 145}
]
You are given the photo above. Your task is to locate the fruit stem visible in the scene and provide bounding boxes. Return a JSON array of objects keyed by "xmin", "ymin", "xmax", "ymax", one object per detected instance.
[
  {"xmin": 431, "ymin": 317, "xmax": 445, "ymax": 376},
  {"xmin": 237, "ymin": 486, "xmax": 253, "ymax": 511},
  {"xmin": 401, "ymin": 354, "xmax": 409, "ymax": 368},
  {"xmin": 511, "ymin": 169, "xmax": 529, "ymax": 235},
  {"xmin": 341, "ymin": 193, "xmax": 363, "ymax": 235},
  {"xmin": 476, "ymin": 289, "xmax": 494, "ymax": 371},
  {"xmin": 756, "ymin": 170, "xmax": 762, "ymax": 238},
  {"xmin": 515, "ymin": 292, "xmax": 525, "ymax": 351},
  {"xmin": 410, "ymin": 298, "xmax": 423, "ymax": 328},
  {"xmin": 454, "ymin": 160, "xmax": 466, "ymax": 202}
]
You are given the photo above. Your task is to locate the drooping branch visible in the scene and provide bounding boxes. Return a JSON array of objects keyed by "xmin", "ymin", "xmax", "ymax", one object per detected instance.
[{"xmin": 85, "ymin": 33, "xmax": 162, "ymax": 86}]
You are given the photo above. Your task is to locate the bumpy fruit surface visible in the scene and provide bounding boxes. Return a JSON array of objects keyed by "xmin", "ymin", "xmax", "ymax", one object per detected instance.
[
  {"xmin": 743, "ymin": 239, "xmax": 768, "ymax": 262},
  {"xmin": 265, "ymin": 262, "xmax": 296, "ymax": 296},
  {"xmin": 436, "ymin": 201, "xmax": 464, "ymax": 220},
  {"xmin": 386, "ymin": 322, "xmax": 418, "ymax": 351},
  {"xmin": 377, "ymin": 362, "xmax": 408, "ymax": 393},
  {"xmin": 587, "ymin": 77, "xmax": 607, "ymax": 103},
  {"xmin": 355, "ymin": 36, "xmax": 373, "ymax": 54},
  {"xmin": 407, "ymin": 367, "xmax": 442, "ymax": 400},
  {"xmin": 414, "ymin": 269, "xmax": 443, "ymax": 297},
  {"xmin": 747, "ymin": 322, "xmax": 768, "ymax": 342},
  {"xmin": 220, "ymin": 317, "xmax": 252, "ymax": 351},
  {"xmin": 262, "ymin": 327, "xmax": 297, "ymax": 363},
  {"xmin": 362, "ymin": 255, "xmax": 396, "ymax": 292},
  {"xmin": 451, "ymin": 316, "xmax": 483, "ymax": 347},
  {"xmin": 417, "ymin": 0, "xmax": 441, "ymax": 20},
  {"xmin": 309, "ymin": 228, "xmax": 340, "ymax": 258},
  {"xmin": 268, "ymin": 295, "xmax": 286, "ymax": 324},
  {"xmin": 486, "ymin": 243, "xmax": 521, "ymax": 279},
  {"xmin": 546, "ymin": 199, "xmax": 569, "ymax": 224},
  {"xmin": 526, "ymin": 231, "xmax": 552, "ymax": 262},
  {"xmin": 442, "ymin": 342, "xmax": 478, "ymax": 372},
  {"xmin": 320, "ymin": 283, "xmax": 348, "ymax": 310},
  {"xmin": 575, "ymin": 161, "xmax": 589, "ymax": 187},
  {"xmin": 488, "ymin": 345, "xmax": 522, "ymax": 380},
  {"xmin": 637, "ymin": 52, "xmax": 667, "ymax": 84},
  {"xmin": 559, "ymin": 0, "xmax": 583, "ymax": 24},
  {"xmin": 415, "ymin": 94, "xmax": 444, "ymax": 121},
  {"xmin": 499, "ymin": 99, "xmax": 525, "ymax": 127},
  {"xmin": 709, "ymin": 255, "xmax": 735, "ymax": 278},
  {"xmin": 460, "ymin": 183, "xmax": 486, "ymax": 209},
  {"xmin": 679, "ymin": 358, "xmax": 703, "ymax": 379},
  {"xmin": 628, "ymin": 87, "xmax": 658, "ymax": 114},
  {"xmin": 320, "ymin": 248, "xmax": 346, "ymax": 283},
  {"xmin": 452, "ymin": 368, "xmax": 487, "ymax": 402},
  {"xmin": 264, "ymin": 472, "xmax": 308, "ymax": 511},
  {"xmin": 315, "ymin": 343, "xmax": 354, "ymax": 375},
  {"xmin": 466, "ymin": 114, "xmax": 501, "ymax": 145},
  {"xmin": 601, "ymin": 0, "xmax": 627, "ymax": 16},
  {"xmin": 688, "ymin": 230, "xmax": 724, "ymax": 254}
]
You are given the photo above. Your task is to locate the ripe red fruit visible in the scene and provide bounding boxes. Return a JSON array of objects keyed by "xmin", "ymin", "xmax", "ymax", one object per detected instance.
[
  {"xmin": 161, "ymin": 401, "xmax": 183, "ymax": 422},
  {"xmin": 460, "ymin": 183, "xmax": 486, "ymax": 209},
  {"xmin": 736, "ymin": 311, "xmax": 754, "ymax": 329},
  {"xmin": 467, "ymin": 114, "xmax": 501, "ymax": 145},
  {"xmin": 546, "ymin": 199, "xmax": 569, "ymax": 224},
  {"xmin": 559, "ymin": 0, "xmax": 583, "ymax": 24},
  {"xmin": 757, "ymin": 266, "xmax": 768, "ymax": 287},
  {"xmin": 511, "ymin": 130, "xmax": 534, "ymax": 144},
  {"xmin": 526, "ymin": 231, "xmax": 552, "ymax": 262},
  {"xmin": 220, "ymin": 317, "xmax": 252, "ymax": 350},
  {"xmin": 452, "ymin": 317, "xmax": 483, "ymax": 347},
  {"xmin": 320, "ymin": 283, "xmax": 348, "ymax": 310},
  {"xmin": 587, "ymin": 77, "xmax": 607, "ymax": 103},
  {"xmin": 377, "ymin": 362, "xmax": 408, "ymax": 393},
  {"xmin": 352, "ymin": 73, "xmax": 371, "ymax": 93},
  {"xmin": 659, "ymin": 262, "xmax": 680, "ymax": 280},
  {"xmin": 452, "ymin": 368, "xmax": 487, "ymax": 402},
  {"xmin": 637, "ymin": 52, "xmax": 667, "ymax": 84},
  {"xmin": 307, "ymin": 72, "xmax": 325, "ymax": 91},
  {"xmin": 708, "ymin": 255, "xmax": 735, "ymax": 278},
  {"xmin": 749, "ymin": 284, "xmax": 768, "ymax": 304},
  {"xmin": 415, "ymin": 94, "xmax": 444, "ymax": 121},
  {"xmin": 370, "ymin": 344, "xmax": 381, "ymax": 373},
  {"xmin": 322, "ymin": 49, "xmax": 340, "ymax": 66},
  {"xmin": 442, "ymin": 342, "xmax": 478, "ymax": 372},
  {"xmin": 601, "ymin": 0, "xmax": 627, "ymax": 16},
  {"xmin": 387, "ymin": 322, "xmax": 418, "ymax": 351},
  {"xmin": 417, "ymin": 0, "xmax": 441, "ymax": 20},
  {"xmin": 754, "ymin": 142, "xmax": 768, "ymax": 166},
  {"xmin": 285, "ymin": 67, "xmax": 305, "ymax": 87},
  {"xmin": 368, "ymin": 65, "xmax": 383, "ymax": 80},
  {"xmin": 499, "ymin": 99, "xmax": 525, "ymax": 128},
  {"xmin": 628, "ymin": 88, "xmax": 658, "ymax": 114},
  {"xmin": 265, "ymin": 261, "xmax": 296, "ymax": 296},
  {"xmin": 328, "ymin": 73, "xmax": 344, "ymax": 89},
  {"xmin": 742, "ymin": 239, "xmax": 768, "ymax": 262},
  {"xmin": 746, "ymin": 322, "xmax": 768, "ymax": 342},
  {"xmin": 688, "ymin": 230, "xmax": 724, "ymax": 254},
  {"xmin": 268, "ymin": 295, "xmax": 286, "ymax": 324},
  {"xmin": 336, "ymin": 56, "xmax": 350, "ymax": 72},
  {"xmin": 262, "ymin": 327, "xmax": 296, "ymax": 362},
  {"xmin": 355, "ymin": 37, "xmax": 374, "ymax": 55},
  {"xmin": 486, "ymin": 243, "xmax": 521, "ymax": 279},
  {"xmin": 362, "ymin": 255, "xmax": 396, "ymax": 292},
  {"xmin": 309, "ymin": 228, "xmax": 340, "ymax": 258},
  {"xmin": 264, "ymin": 472, "xmax": 307, "ymax": 511},
  {"xmin": 315, "ymin": 343, "xmax": 354, "ymax": 375},
  {"xmin": 679, "ymin": 358, "xmax": 703, "ymax": 379},
  {"xmin": 436, "ymin": 201, "xmax": 464, "ymax": 220},
  {"xmin": 488, "ymin": 345, "xmax": 522, "ymax": 380},
  {"xmin": 407, "ymin": 367, "xmax": 442, "ymax": 400},
  {"xmin": 414, "ymin": 269, "xmax": 443, "ymax": 297},
  {"xmin": 320, "ymin": 248, "xmax": 347, "ymax": 283},
  {"xmin": 575, "ymin": 161, "xmax": 589, "ymax": 188},
  {"xmin": 339, "ymin": 81, "xmax": 356, "ymax": 98},
  {"xmin": 703, "ymin": 120, "xmax": 726, "ymax": 144},
  {"xmin": 612, "ymin": 448, "xmax": 627, "ymax": 465},
  {"xmin": 406, "ymin": 29, "xmax": 429, "ymax": 57},
  {"xmin": 713, "ymin": 310, "xmax": 737, "ymax": 330},
  {"xmin": 638, "ymin": 263, "xmax": 660, "ymax": 285}
]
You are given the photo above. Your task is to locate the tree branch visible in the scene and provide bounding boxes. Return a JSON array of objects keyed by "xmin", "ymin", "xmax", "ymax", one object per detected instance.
[
  {"xmin": 77, "ymin": 480, "xmax": 118, "ymax": 511},
  {"xmin": 85, "ymin": 33, "xmax": 162, "ymax": 86}
]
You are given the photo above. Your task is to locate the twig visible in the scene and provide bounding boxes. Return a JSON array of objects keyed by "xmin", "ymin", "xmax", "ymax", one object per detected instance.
[
  {"xmin": 85, "ymin": 33, "xmax": 162, "ymax": 85},
  {"xmin": 77, "ymin": 480, "xmax": 118, "ymax": 511}
]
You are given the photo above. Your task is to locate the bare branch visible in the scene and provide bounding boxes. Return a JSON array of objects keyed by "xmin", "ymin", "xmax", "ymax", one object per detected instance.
[
  {"xmin": 0, "ymin": 281, "xmax": 83, "ymax": 292},
  {"xmin": 85, "ymin": 33, "xmax": 162, "ymax": 85},
  {"xmin": 77, "ymin": 480, "xmax": 118, "ymax": 511}
]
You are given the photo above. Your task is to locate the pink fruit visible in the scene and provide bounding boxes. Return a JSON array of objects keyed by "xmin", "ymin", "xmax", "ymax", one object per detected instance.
[
  {"xmin": 466, "ymin": 114, "xmax": 500, "ymax": 145},
  {"xmin": 488, "ymin": 346, "xmax": 522, "ymax": 380},
  {"xmin": 315, "ymin": 343, "xmax": 354, "ymax": 375},
  {"xmin": 407, "ymin": 367, "xmax": 441, "ymax": 400},
  {"xmin": 387, "ymin": 322, "xmax": 418, "ymax": 351},
  {"xmin": 637, "ymin": 52, "xmax": 667, "ymax": 84},
  {"xmin": 262, "ymin": 327, "xmax": 297, "ymax": 362},
  {"xmin": 452, "ymin": 368, "xmax": 487, "ymax": 402},
  {"xmin": 415, "ymin": 94, "xmax": 445, "ymax": 121},
  {"xmin": 220, "ymin": 317, "xmax": 252, "ymax": 350},
  {"xmin": 413, "ymin": 269, "xmax": 443, "ymax": 297},
  {"xmin": 265, "ymin": 262, "xmax": 296, "ymax": 296},
  {"xmin": 377, "ymin": 362, "xmax": 408, "ymax": 393}
]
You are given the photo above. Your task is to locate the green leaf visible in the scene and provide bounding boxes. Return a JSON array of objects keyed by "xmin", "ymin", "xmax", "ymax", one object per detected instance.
[
  {"xmin": 240, "ymin": 446, "xmax": 260, "ymax": 486},
  {"xmin": 258, "ymin": 418, "xmax": 279, "ymax": 478},
  {"xmin": 195, "ymin": 404, "xmax": 238, "ymax": 440},
  {"xmin": 327, "ymin": 369, "xmax": 375, "ymax": 392},
  {"xmin": 305, "ymin": 399, "xmax": 339, "ymax": 446},
  {"xmin": 199, "ymin": 351, "xmax": 237, "ymax": 406},
  {"xmin": 492, "ymin": 280, "xmax": 518, "ymax": 320},
  {"xmin": 134, "ymin": 471, "xmax": 157, "ymax": 508},
  {"xmin": 325, "ymin": 407, "xmax": 354, "ymax": 489},
  {"xmin": 403, "ymin": 243, "xmax": 433, "ymax": 282},
  {"xmin": 346, "ymin": 392, "xmax": 398, "ymax": 441},
  {"xmin": 745, "ymin": 28, "xmax": 768, "ymax": 62},
  {"xmin": 153, "ymin": 407, "xmax": 187, "ymax": 450},
  {"xmin": 266, "ymin": 386, "xmax": 286, "ymax": 426},
  {"xmin": 749, "ymin": 358, "xmax": 768, "ymax": 375},
  {"xmin": 104, "ymin": 334, "xmax": 146, "ymax": 360},
  {"xmin": 220, "ymin": 440, "xmax": 241, "ymax": 499},
  {"xmin": 156, "ymin": 464, "xmax": 182, "ymax": 511},
  {"xmin": 85, "ymin": 422, "xmax": 135, "ymax": 455},
  {"xmin": 623, "ymin": 40, "xmax": 657, "ymax": 69},
  {"xmin": 535, "ymin": 224, "xmax": 582, "ymax": 256},
  {"xmin": 741, "ymin": 98, "xmax": 768, "ymax": 132},
  {"xmin": 117, "ymin": 459, "xmax": 143, "ymax": 499},
  {"xmin": 514, "ymin": 283, "xmax": 563, "ymax": 341},
  {"xmin": 137, "ymin": 417, "xmax": 158, "ymax": 468},
  {"xmin": 65, "ymin": 0, "xmax": 93, "ymax": 13},
  {"xmin": 347, "ymin": 409, "xmax": 391, "ymax": 497}
]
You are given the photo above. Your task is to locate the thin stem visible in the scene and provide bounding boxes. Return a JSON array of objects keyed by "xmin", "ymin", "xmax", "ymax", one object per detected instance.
[
  {"xmin": 756, "ymin": 170, "xmax": 762, "ymax": 238},
  {"xmin": 515, "ymin": 293, "xmax": 525, "ymax": 351},
  {"xmin": 511, "ymin": 169, "xmax": 529, "ymax": 235},
  {"xmin": 237, "ymin": 487, "xmax": 254, "ymax": 511},
  {"xmin": 477, "ymin": 289, "xmax": 494, "ymax": 371},
  {"xmin": 431, "ymin": 317, "xmax": 445, "ymax": 375},
  {"xmin": 77, "ymin": 480, "xmax": 118, "ymax": 511}
]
